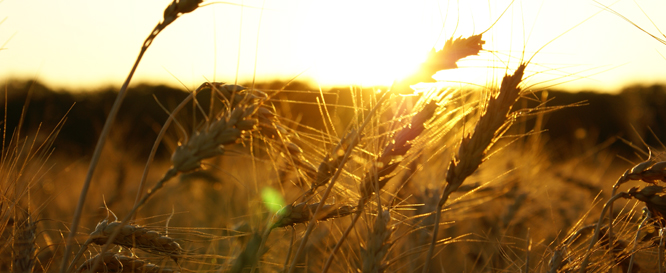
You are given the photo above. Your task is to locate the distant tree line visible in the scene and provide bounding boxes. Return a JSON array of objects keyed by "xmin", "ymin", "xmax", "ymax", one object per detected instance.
[{"xmin": 1, "ymin": 79, "xmax": 664, "ymax": 162}]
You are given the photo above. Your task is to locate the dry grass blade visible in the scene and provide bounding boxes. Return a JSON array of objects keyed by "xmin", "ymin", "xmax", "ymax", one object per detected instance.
[
  {"xmin": 77, "ymin": 252, "xmax": 177, "ymax": 273},
  {"xmin": 605, "ymin": 157, "xmax": 666, "ymax": 270},
  {"xmin": 548, "ymin": 224, "xmax": 596, "ymax": 273},
  {"xmin": 627, "ymin": 208, "xmax": 651, "ymax": 273},
  {"xmin": 596, "ymin": 228, "xmax": 640, "ymax": 273},
  {"xmin": 253, "ymin": 95, "xmax": 318, "ymax": 181}
]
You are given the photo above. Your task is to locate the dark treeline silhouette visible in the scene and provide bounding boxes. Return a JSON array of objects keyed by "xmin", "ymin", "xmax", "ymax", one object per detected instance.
[
  {"xmin": 1, "ymin": 79, "xmax": 664, "ymax": 162},
  {"xmin": 521, "ymin": 85, "xmax": 666, "ymax": 161},
  {"xmin": 2, "ymin": 80, "xmax": 194, "ymax": 159}
]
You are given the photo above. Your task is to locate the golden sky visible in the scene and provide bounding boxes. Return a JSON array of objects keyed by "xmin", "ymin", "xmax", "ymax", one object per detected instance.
[{"xmin": 0, "ymin": 0, "xmax": 665, "ymax": 92}]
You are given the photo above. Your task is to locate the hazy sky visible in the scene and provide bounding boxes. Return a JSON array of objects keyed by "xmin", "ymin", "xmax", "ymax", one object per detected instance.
[{"xmin": 0, "ymin": 0, "xmax": 665, "ymax": 93}]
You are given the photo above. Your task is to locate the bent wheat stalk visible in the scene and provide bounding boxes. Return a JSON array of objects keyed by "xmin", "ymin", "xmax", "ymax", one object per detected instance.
[
  {"xmin": 578, "ymin": 158, "xmax": 666, "ymax": 272},
  {"xmin": 83, "ymin": 83, "xmax": 264, "ymax": 273},
  {"xmin": 422, "ymin": 63, "xmax": 526, "ymax": 273},
  {"xmin": 577, "ymin": 192, "xmax": 631, "ymax": 272},
  {"xmin": 68, "ymin": 220, "xmax": 183, "ymax": 272},
  {"xmin": 61, "ymin": 1, "xmax": 203, "ymax": 272}
]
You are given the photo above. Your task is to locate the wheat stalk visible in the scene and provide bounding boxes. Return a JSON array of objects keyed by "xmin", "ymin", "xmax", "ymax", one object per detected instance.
[
  {"xmin": 85, "ymin": 82, "xmax": 266, "ymax": 273},
  {"xmin": 422, "ymin": 63, "xmax": 526, "ymax": 272},
  {"xmin": 579, "ymin": 158, "xmax": 666, "ymax": 272},
  {"xmin": 322, "ymin": 99, "xmax": 438, "ymax": 272},
  {"xmin": 170, "ymin": 84, "xmax": 262, "ymax": 173},
  {"xmin": 286, "ymin": 91, "xmax": 391, "ymax": 273},
  {"xmin": 627, "ymin": 208, "xmax": 651, "ymax": 273},
  {"xmin": 62, "ymin": 1, "xmax": 204, "ymax": 272}
]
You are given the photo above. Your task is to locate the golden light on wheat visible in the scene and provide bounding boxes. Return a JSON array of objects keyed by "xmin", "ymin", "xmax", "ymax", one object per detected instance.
[{"xmin": 2, "ymin": 1, "xmax": 666, "ymax": 272}]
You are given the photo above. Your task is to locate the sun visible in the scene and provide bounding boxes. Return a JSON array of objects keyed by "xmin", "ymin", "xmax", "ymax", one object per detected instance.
[
  {"xmin": 280, "ymin": 0, "xmax": 517, "ymax": 90},
  {"xmin": 292, "ymin": 1, "xmax": 445, "ymax": 87}
]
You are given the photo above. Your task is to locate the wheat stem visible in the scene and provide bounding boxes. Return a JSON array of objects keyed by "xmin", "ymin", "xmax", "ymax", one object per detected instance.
[
  {"xmin": 422, "ymin": 64, "xmax": 525, "ymax": 273},
  {"xmin": 321, "ymin": 204, "xmax": 364, "ymax": 273},
  {"xmin": 60, "ymin": 2, "xmax": 202, "ymax": 272},
  {"xmin": 578, "ymin": 192, "xmax": 631, "ymax": 273},
  {"xmin": 627, "ymin": 208, "xmax": 650, "ymax": 273},
  {"xmin": 61, "ymin": 36, "xmax": 149, "ymax": 273},
  {"xmin": 320, "ymin": 100, "xmax": 437, "ymax": 273},
  {"xmin": 286, "ymin": 91, "xmax": 390, "ymax": 273},
  {"xmin": 133, "ymin": 90, "xmax": 196, "ymax": 212}
]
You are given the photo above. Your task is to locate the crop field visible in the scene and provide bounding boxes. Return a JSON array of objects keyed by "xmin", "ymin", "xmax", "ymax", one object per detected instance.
[{"xmin": 1, "ymin": 0, "xmax": 666, "ymax": 272}]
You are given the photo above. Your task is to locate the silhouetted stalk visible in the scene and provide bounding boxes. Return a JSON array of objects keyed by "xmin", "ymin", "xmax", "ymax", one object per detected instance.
[
  {"xmin": 422, "ymin": 64, "xmax": 525, "ymax": 273},
  {"xmin": 60, "ymin": 1, "xmax": 203, "ymax": 272},
  {"xmin": 578, "ymin": 192, "xmax": 631, "ymax": 273}
]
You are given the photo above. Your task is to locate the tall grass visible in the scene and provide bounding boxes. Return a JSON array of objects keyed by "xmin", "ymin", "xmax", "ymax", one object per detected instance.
[{"xmin": 2, "ymin": 1, "xmax": 666, "ymax": 273}]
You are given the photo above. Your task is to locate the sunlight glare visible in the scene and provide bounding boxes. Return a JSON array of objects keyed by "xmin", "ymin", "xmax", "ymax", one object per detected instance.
[{"xmin": 297, "ymin": 1, "xmax": 440, "ymax": 86}]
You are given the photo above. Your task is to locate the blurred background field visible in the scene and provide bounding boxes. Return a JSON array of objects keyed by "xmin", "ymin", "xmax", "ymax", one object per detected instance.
[{"xmin": 3, "ymin": 79, "xmax": 665, "ymax": 161}]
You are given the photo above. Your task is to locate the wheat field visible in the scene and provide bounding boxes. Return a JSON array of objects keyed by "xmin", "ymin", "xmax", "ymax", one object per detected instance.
[{"xmin": 2, "ymin": 0, "xmax": 666, "ymax": 272}]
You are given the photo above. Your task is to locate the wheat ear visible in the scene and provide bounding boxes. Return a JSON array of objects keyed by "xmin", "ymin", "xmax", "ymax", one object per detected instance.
[
  {"xmin": 77, "ymin": 252, "xmax": 177, "ymax": 273},
  {"xmin": 272, "ymin": 202, "xmax": 355, "ymax": 229},
  {"xmin": 85, "ymin": 83, "xmax": 263, "ymax": 273},
  {"xmin": 322, "ymin": 100, "xmax": 438, "ymax": 272},
  {"xmin": 360, "ymin": 209, "xmax": 394, "ymax": 273},
  {"xmin": 286, "ymin": 91, "xmax": 391, "ymax": 273},
  {"xmin": 422, "ymin": 64, "xmax": 526, "ymax": 273},
  {"xmin": 578, "ymin": 158, "xmax": 666, "ymax": 272},
  {"xmin": 68, "ymin": 220, "xmax": 183, "ymax": 272},
  {"xmin": 89, "ymin": 220, "xmax": 183, "ymax": 261},
  {"xmin": 61, "ymin": 1, "xmax": 203, "ymax": 272},
  {"xmin": 606, "ymin": 154, "xmax": 664, "ymax": 257}
]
